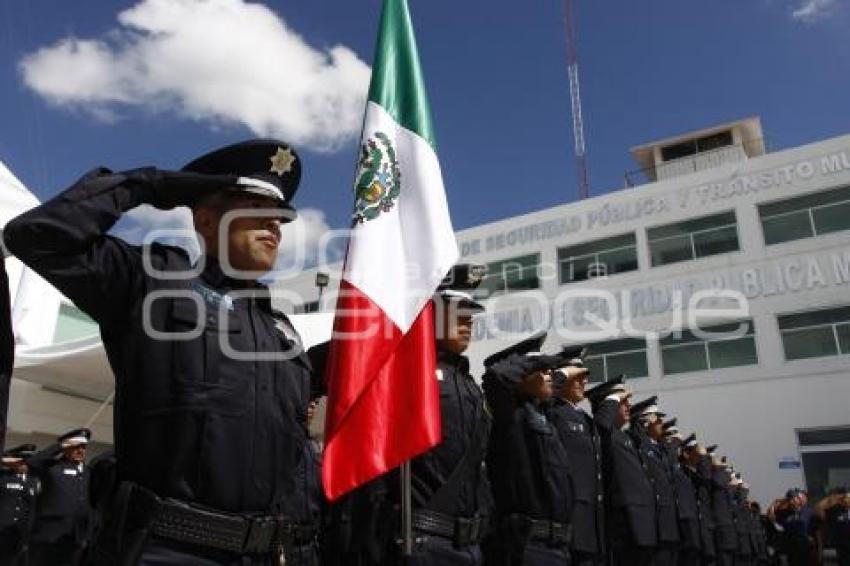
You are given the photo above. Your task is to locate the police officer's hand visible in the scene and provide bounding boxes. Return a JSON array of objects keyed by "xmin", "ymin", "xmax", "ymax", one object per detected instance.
[{"xmin": 122, "ymin": 167, "xmax": 238, "ymax": 210}]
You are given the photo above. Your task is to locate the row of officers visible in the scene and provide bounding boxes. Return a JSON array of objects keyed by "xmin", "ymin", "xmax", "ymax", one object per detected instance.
[
  {"xmin": 1, "ymin": 431, "xmax": 91, "ymax": 566},
  {"xmin": 324, "ymin": 263, "xmax": 773, "ymax": 566}
]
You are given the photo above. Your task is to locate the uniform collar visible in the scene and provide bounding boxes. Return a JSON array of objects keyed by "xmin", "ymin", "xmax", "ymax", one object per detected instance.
[
  {"xmin": 200, "ymin": 256, "xmax": 258, "ymax": 290},
  {"xmin": 199, "ymin": 256, "xmax": 273, "ymax": 311},
  {"xmin": 437, "ymin": 348, "xmax": 470, "ymax": 374}
]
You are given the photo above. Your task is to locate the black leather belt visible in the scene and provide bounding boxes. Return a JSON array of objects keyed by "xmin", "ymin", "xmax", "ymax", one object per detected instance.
[
  {"xmin": 528, "ymin": 518, "xmax": 572, "ymax": 547},
  {"xmin": 412, "ymin": 509, "xmax": 483, "ymax": 547},
  {"xmin": 128, "ymin": 484, "xmax": 315, "ymax": 555}
]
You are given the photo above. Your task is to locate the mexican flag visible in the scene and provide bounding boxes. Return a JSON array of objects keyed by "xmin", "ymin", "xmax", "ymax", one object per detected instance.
[{"xmin": 322, "ymin": 0, "xmax": 458, "ymax": 501}]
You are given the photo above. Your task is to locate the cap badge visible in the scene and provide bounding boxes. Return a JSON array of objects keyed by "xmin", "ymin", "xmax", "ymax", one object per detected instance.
[
  {"xmin": 353, "ymin": 132, "xmax": 401, "ymax": 224},
  {"xmin": 269, "ymin": 147, "xmax": 296, "ymax": 176}
]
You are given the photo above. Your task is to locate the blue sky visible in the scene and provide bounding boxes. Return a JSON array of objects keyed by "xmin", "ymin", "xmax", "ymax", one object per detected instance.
[{"xmin": 1, "ymin": 0, "xmax": 848, "ymax": 241}]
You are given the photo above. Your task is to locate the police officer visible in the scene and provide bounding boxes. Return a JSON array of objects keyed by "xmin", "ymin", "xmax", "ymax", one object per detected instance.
[
  {"xmin": 548, "ymin": 358, "xmax": 606, "ymax": 566},
  {"xmin": 661, "ymin": 427, "xmax": 702, "ymax": 566},
  {"xmin": 768, "ymin": 488, "xmax": 814, "ymax": 566},
  {"xmin": 4, "ymin": 140, "xmax": 315, "ymax": 564},
  {"xmin": 390, "ymin": 263, "xmax": 491, "ymax": 565},
  {"xmin": 710, "ymin": 451, "xmax": 738, "ymax": 566},
  {"xmin": 680, "ymin": 438, "xmax": 717, "ymax": 566},
  {"xmin": 747, "ymin": 501, "xmax": 768, "ymax": 566},
  {"xmin": 730, "ymin": 475, "xmax": 753, "ymax": 566},
  {"xmin": 482, "ymin": 333, "xmax": 576, "ymax": 566},
  {"xmin": 27, "ymin": 428, "xmax": 92, "ymax": 566},
  {"xmin": 588, "ymin": 380, "xmax": 657, "ymax": 566},
  {"xmin": 629, "ymin": 399, "xmax": 680, "ymax": 566},
  {"xmin": 0, "ymin": 444, "xmax": 40, "ymax": 565}
]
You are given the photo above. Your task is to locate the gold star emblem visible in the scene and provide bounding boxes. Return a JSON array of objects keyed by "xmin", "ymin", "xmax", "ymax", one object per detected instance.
[{"xmin": 269, "ymin": 147, "xmax": 295, "ymax": 176}]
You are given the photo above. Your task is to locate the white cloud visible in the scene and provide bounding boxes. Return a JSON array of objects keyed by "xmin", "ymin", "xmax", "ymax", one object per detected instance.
[
  {"xmin": 19, "ymin": 0, "xmax": 371, "ymax": 151},
  {"xmin": 791, "ymin": 0, "xmax": 837, "ymax": 23},
  {"xmin": 108, "ymin": 204, "xmax": 343, "ymax": 271},
  {"xmin": 278, "ymin": 207, "xmax": 346, "ymax": 269}
]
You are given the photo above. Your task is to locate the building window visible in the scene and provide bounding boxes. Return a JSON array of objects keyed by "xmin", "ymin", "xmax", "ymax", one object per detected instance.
[
  {"xmin": 759, "ymin": 185, "xmax": 850, "ymax": 245},
  {"xmin": 660, "ymin": 130, "xmax": 733, "ymax": 162},
  {"xmin": 797, "ymin": 427, "xmax": 850, "ymax": 501},
  {"xmin": 778, "ymin": 305, "xmax": 850, "ymax": 361},
  {"xmin": 479, "ymin": 254, "xmax": 540, "ymax": 297},
  {"xmin": 557, "ymin": 233, "xmax": 638, "ymax": 284},
  {"xmin": 661, "ymin": 320, "xmax": 758, "ymax": 375},
  {"xmin": 583, "ymin": 337, "xmax": 649, "ymax": 383},
  {"xmin": 648, "ymin": 211, "xmax": 739, "ymax": 267}
]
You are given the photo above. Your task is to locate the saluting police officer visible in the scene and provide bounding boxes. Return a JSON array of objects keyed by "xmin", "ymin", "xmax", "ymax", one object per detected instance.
[
  {"xmin": 390, "ymin": 263, "xmax": 491, "ymax": 565},
  {"xmin": 4, "ymin": 140, "xmax": 316, "ymax": 564},
  {"xmin": 680, "ymin": 438, "xmax": 717, "ymax": 566},
  {"xmin": 482, "ymin": 333, "xmax": 578, "ymax": 566},
  {"xmin": 629, "ymin": 398, "xmax": 680, "ymax": 566},
  {"xmin": 548, "ymin": 358, "xmax": 606, "ymax": 566},
  {"xmin": 660, "ymin": 425, "xmax": 703, "ymax": 566},
  {"xmin": 589, "ymin": 382, "xmax": 657, "ymax": 566},
  {"xmin": 710, "ymin": 451, "xmax": 738, "ymax": 566},
  {"xmin": 730, "ymin": 474, "xmax": 754, "ymax": 566},
  {"xmin": 27, "ymin": 429, "xmax": 92, "ymax": 566},
  {"xmin": 0, "ymin": 444, "xmax": 41, "ymax": 565}
]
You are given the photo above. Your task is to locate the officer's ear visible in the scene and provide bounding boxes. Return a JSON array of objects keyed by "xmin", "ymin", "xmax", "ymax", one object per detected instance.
[{"xmin": 192, "ymin": 205, "xmax": 220, "ymax": 255}]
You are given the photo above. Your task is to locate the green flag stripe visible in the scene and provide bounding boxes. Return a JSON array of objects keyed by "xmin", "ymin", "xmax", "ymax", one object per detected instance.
[{"xmin": 367, "ymin": 0, "xmax": 436, "ymax": 149}]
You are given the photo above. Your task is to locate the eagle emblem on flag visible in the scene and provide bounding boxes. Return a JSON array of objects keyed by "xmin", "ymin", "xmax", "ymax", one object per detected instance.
[{"xmin": 353, "ymin": 132, "xmax": 401, "ymax": 224}]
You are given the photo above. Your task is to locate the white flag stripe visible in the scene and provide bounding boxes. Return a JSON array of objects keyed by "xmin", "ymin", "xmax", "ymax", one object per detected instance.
[{"xmin": 344, "ymin": 101, "xmax": 457, "ymax": 332}]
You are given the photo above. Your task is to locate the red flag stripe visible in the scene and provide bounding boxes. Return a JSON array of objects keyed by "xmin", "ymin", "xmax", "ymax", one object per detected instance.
[{"xmin": 322, "ymin": 281, "xmax": 441, "ymax": 501}]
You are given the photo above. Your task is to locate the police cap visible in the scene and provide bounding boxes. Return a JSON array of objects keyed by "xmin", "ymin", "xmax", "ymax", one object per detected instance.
[
  {"xmin": 483, "ymin": 330, "xmax": 547, "ymax": 368},
  {"xmin": 435, "ymin": 264, "xmax": 486, "ymax": 313},
  {"xmin": 628, "ymin": 396, "xmax": 658, "ymax": 417},
  {"xmin": 585, "ymin": 374, "xmax": 625, "ymax": 401},
  {"xmin": 58, "ymin": 428, "xmax": 91, "ymax": 448},
  {"xmin": 2, "ymin": 443, "xmax": 37, "ymax": 463},
  {"xmin": 182, "ymin": 139, "xmax": 301, "ymax": 214}
]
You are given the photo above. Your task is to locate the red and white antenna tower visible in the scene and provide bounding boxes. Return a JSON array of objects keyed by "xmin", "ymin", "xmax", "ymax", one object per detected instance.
[{"xmin": 562, "ymin": 0, "xmax": 589, "ymax": 199}]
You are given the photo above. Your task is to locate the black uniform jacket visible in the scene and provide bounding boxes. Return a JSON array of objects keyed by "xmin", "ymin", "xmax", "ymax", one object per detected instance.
[
  {"xmin": 664, "ymin": 441, "xmax": 700, "ymax": 550},
  {"xmin": 731, "ymin": 490, "xmax": 753, "ymax": 556},
  {"xmin": 27, "ymin": 450, "xmax": 90, "ymax": 545},
  {"xmin": 630, "ymin": 428, "xmax": 679, "ymax": 545},
  {"xmin": 548, "ymin": 398, "xmax": 605, "ymax": 555},
  {"xmin": 710, "ymin": 467, "xmax": 738, "ymax": 551},
  {"xmin": 0, "ymin": 469, "xmax": 40, "ymax": 535},
  {"xmin": 4, "ymin": 168, "xmax": 314, "ymax": 514},
  {"xmin": 685, "ymin": 455, "xmax": 716, "ymax": 557},
  {"xmin": 483, "ymin": 357, "xmax": 573, "ymax": 526},
  {"xmin": 408, "ymin": 349, "xmax": 492, "ymax": 517},
  {"xmin": 594, "ymin": 399, "xmax": 658, "ymax": 548}
]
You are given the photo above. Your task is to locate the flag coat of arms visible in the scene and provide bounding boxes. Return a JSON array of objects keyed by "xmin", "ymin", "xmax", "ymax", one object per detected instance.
[{"xmin": 322, "ymin": 0, "xmax": 458, "ymax": 501}]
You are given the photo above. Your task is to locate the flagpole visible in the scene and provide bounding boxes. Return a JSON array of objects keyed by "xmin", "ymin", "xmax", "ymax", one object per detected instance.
[{"xmin": 400, "ymin": 460, "xmax": 413, "ymax": 556}]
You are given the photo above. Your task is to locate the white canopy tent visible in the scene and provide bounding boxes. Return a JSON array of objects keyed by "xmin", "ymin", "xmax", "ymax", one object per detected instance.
[{"xmin": 1, "ymin": 161, "xmax": 61, "ymax": 349}]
